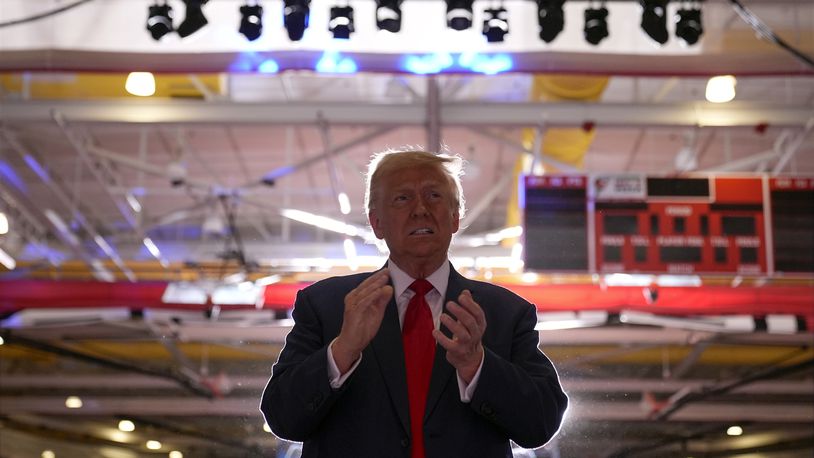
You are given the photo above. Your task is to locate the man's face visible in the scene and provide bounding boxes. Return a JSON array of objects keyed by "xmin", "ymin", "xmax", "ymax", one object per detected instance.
[{"xmin": 369, "ymin": 164, "xmax": 460, "ymax": 270}]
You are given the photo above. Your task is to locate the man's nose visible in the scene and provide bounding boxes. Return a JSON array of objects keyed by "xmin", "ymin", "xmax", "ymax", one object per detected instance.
[{"xmin": 411, "ymin": 197, "xmax": 430, "ymax": 216}]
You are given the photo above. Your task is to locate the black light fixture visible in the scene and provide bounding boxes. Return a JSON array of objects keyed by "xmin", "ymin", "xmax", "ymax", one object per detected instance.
[
  {"xmin": 329, "ymin": 5, "xmax": 354, "ymax": 39},
  {"xmin": 536, "ymin": 0, "xmax": 565, "ymax": 43},
  {"xmin": 446, "ymin": 0, "xmax": 474, "ymax": 31},
  {"xmin": 283, "ymin": 0, "xmax": 310, "ymax": 41},
  {"xmin": 375, "ymin": 0, "xmax": 403, "ymax": 33},
  {"xmin": 239, "ymin": 3, "xmax": 263, "ymax": 41},
  {"xmin": 177, "ymin": 0, "xmax": 209, "ymax": 38},
  {"xmin": 640, "ymin": 0, "xmax": 669, "ymax": 45},
  {"xmin": 146, "ymin": 2, "xmax": 174, "ymax": 40},
  {"xmin": 675, "ymin": 6, "xmax": 703, "ymax": 45},
  {"xmin": 482, "ymin": 7, "xmax": 509, "ymax": 43},
  {"xmin": 584, "ymin": 5, "xmax": 609, "ymax": 45}
]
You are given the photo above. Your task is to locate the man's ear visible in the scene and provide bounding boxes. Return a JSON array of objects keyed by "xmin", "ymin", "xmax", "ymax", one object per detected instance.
[
  {"xmin": 369, "ymin": 210, "xmax": 385, "ymax": 239},
  {"xmin": 452, "ymin": 210, "xmax": 460, "ymax": 234}
]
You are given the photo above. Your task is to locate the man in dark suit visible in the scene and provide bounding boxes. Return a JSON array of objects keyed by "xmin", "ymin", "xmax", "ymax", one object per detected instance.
[{"xmin": 261, "ymin": 150, "xmax": 567, "ymax": 457}]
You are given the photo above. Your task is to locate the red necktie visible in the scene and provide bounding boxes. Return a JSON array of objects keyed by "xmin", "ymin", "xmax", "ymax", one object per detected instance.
[{"xmin": 402, "ymin": 279, "xmax": 435, "ymax": 458}]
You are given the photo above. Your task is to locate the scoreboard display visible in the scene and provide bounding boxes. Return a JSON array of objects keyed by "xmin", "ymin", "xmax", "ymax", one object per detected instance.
[{"xmin": 523, "ymin": 174, "xmax": 814, "ymax": 276}]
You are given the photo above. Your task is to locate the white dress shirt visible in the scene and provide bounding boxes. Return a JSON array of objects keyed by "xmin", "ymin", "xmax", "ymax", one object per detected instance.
[{"xmin": 327, "ymin": 260, "xmax": 483, "ymax": 402}]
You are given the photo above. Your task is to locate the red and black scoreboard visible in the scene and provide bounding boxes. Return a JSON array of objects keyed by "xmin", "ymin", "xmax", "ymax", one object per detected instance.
[{"xmin": 522, "ymin": 174, "xmax": 814, "ymax": 276}]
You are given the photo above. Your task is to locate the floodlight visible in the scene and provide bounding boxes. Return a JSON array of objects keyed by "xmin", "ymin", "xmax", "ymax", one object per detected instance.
[
  {"xmin": 375, "ymin": 0, "xmax": 403, "ymax": 33},
  {"xmin": 675, "ymin": 7, "xmax": 703, "ymax": 45},
  {"xmin": 446, "ymin": 0, "xmax": 474, "ymax": 31},
  {"xmin": 482, "ymin": 8, "xmax": 509, "ymax": 43},
  {"xmin": 239, "ymin": 4, "xmax": 264, "ymax": 41},
  {"xmin": 537, "ymin": 0, "xmax": 565, "ymax": 43},
  {"xmin": 640, "ymin": 0, "xmax": 669, "ymax": 44},
  {"xmin": 329, "ymin": 6, "xmax": 355, "ymax": 39},
  {"xmin": 584, "ymin": 6, "xmax": 609, "ymax": 45},
  {"xmin": 284, "ymin": 0, "xmax": 311, "ymax": 41},
  {"xmin": 177, "ymin": 0, "xmax": 209, "ymax": 38},
  {"xmin": 146, "ymin": 2, "xmax": 174, "ymax": 40}
]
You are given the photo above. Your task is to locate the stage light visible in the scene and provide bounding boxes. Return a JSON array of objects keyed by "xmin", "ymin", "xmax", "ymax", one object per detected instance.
[
  {"xmin": 375, "ymin": 0, "xmax": 403, "ymax": 33},
  {"xmin": 146, "ymin": 2, "xmax": 173, "ymax": 40},
  {"xmin": 584, "ymin": 6, "xmax": 609, "ymax": 45},
  {"xmin": 640, "ymin": 0, "xmax": 669, "ymax": 45},
  {"xmin": 284, "ymin": 0, "xmax": 311, "ymax": 41},
  {"xmin": 125, "ymin": 72, "xmax": 156, "ymax": 97},
  {"xmin": 329, "ymin": 5, "xmax": 354, "ymax": 39},
  {"xmin": 177, "ymin": 0, "xmax": 208, "ymax": 38},
  {"xmin": 446, "ymin": 0, "xmax": 474, "ymax": 31},
  {"xmin": 705, "ymin": 75, "xmax": 736, "ymax": 103},
  {"xmin": 536, "ymin": 0, "xmax": 565, "ymax": 43},
  {"xmin": 482, "ymin": 7, "xmax": 509, "ymax": 43},
  {"xmin": 239, "ymin": 4, "xmax": 263, "ymax": 41},
  {"xmin": 675, "ymin": 7, "xmax": 703, "ymax": 45}
]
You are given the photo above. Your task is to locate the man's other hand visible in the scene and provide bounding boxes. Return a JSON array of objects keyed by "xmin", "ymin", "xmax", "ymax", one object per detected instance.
[{"xmin": 434, "ymin": 289, "xmax": 486, "ymax": 383}]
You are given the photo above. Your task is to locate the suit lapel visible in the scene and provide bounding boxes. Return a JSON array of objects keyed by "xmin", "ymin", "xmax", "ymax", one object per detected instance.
[
  {"xmin": 370, "ymin": 288, "xmax": 411, "ymax": 435},
  {"xmin": 423, "ymin": 263, "xmax": 468, "ymax": 421}
]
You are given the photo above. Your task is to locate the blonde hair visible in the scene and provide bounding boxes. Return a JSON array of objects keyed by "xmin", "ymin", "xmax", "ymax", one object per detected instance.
[{"xmin": 365, "ymin": 148, "xmax": 466, "ymax": 219}]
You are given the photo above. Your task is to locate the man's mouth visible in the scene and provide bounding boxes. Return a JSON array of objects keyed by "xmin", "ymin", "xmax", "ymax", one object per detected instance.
[{"xmin": 410, "ymin": 228, "xmax": 434, "ymax": 235}]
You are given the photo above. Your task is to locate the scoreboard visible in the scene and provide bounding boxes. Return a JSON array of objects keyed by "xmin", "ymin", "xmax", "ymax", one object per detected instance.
[{"xmin": 523, "ymin": 174, "xmax": 814, "ymax": 276}]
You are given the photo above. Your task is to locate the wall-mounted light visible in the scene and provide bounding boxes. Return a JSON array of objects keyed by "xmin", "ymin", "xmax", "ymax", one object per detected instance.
[
  {"xmin": 482, "ymin": 7, "xmax": 509, "ymax": 43},
  {"xmin": 675, "ymin": 6, "xmax": 703, "ymax": 45},
  {"xmin": 584, "ymin": 5, "xmax": 609, "ymax": 45},
  {"xmin": 446, "ymin": 0, "xmax": 474, "ymax": 31},
  {"xmin": 177, "ymin": 0, "xmax": 209, "ymax": 38},
  {"xmin": 329, "ymin": 5, "xmax": 355, "ymax": 39},
  {"xmin": 239, "ymin": 3, "xmax": 264, "ymax": 41},
  {"xmin": 284, "ymin": 0, "xmax": 311, "ymax": 41},
  {"xmin": 537, "ymin": 0, "xmax": 566, "ymax": 43},
  {"xmin": 146, "ymin": 1, "xmax": 174, "ymax": 40},
  {"xmin": 376, "ymin": 0, "xmax": 403, "ymax": 33},
  {"xmin": 640, "ymin": 0, "xmax": 669, "ymax": 44}
]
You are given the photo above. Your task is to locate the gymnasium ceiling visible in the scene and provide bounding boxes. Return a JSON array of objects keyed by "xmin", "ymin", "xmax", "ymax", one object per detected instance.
[{"xmin": 1, "ymin": 1, "xmax": 813, "ymax": 457}]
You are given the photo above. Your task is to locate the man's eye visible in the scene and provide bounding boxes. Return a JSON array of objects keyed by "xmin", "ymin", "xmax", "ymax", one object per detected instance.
[{"xmin": 394, "ymin": 195, "xmax": 408, "ymax": 202}]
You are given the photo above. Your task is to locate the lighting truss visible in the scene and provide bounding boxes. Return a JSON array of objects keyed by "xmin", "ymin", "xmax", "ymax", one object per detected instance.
[
  {"xmin": 146, "ymin": 2, "xmax": 173, "ymax": 41},
  {"xmin": 675, "ymin": 5, "xmax": 703, "ymax": 45},
  {"xmin": 482, "ymin": 7, "xmax": 509, "ymax": 43},
  {"xmin": 446, "ymin": 0, "xmax": 474, "ymax": 31},
  {"xmin": 375, "ymin": 0, "xmax": 403, "ymax": 33},
  {"xmin": 640, "ymin": 0, "xmax": 669, "ymax": 44},
  {"xmin": 284, "ymin": 0, "xmax": 311, "ymax": 41},
  {"xmin": 537, "ymin": 0, "xmax": 566, "ymax": 43},
  {"xmin": 329, "ymin": 5, "xmax": 355, "ymax": 39},
  {"xmin": 239, "ymin": 3, "xmax": 264, "ymax": 41},
  {"xmin": 177, "ymin": 0, "xmax": 209, "ymax": 38}
]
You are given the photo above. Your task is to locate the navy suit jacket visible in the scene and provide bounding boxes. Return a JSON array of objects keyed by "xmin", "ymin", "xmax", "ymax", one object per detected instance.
[{"xmin": 260, "ymin": 265, "xmax": 567, "ymax": 458}]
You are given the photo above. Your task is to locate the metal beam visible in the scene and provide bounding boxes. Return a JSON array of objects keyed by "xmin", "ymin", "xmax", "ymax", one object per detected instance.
[{"xmin": 2, "ymin": 99, "xmax": 811, "ymax": 128}]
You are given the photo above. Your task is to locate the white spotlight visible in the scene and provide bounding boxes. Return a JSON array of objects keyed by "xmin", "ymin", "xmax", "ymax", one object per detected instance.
[
  {"xmin": 125, "ymin": 72, "xmax": 156, "ymax": 97},
  {"xmin": 705, "ymin": 75, "xmax": 736, "ymax": 103},
  {"xmin": 118, "ymin": 419, "xmax": 135, "ymax": 432},
  {"xmin": 65, "ymin": 396, "xmax": 83, "ymax": 409}
]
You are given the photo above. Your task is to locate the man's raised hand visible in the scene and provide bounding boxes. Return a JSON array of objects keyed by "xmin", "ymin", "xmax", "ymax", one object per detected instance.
[{"xmin": 332, "ymin": 269, "xmax": 394, "ymax": 374}]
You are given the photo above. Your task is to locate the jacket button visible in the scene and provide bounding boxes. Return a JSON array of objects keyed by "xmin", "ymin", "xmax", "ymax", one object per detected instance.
[
  {"xmin": 400, "ymin": 437, "xmax": 409, "ymax": 448},
  {"xmin": 480, "ymin": 403, "xmax": 495, "ymax": 416}
]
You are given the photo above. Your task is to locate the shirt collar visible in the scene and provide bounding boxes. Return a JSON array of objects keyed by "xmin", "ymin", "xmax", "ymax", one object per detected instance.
[{"xmin": 387, "ymin": 259, "xmax": 450, "ymax": 299}]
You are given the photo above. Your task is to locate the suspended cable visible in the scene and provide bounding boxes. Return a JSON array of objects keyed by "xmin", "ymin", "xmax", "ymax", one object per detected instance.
[
  {"xmin": 729, "ymin": 0, "xmax": 814, "ymax": 69},
  {"xmin": 0, "ymin": 0, "xmax": 96, "ymax": 28}
]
